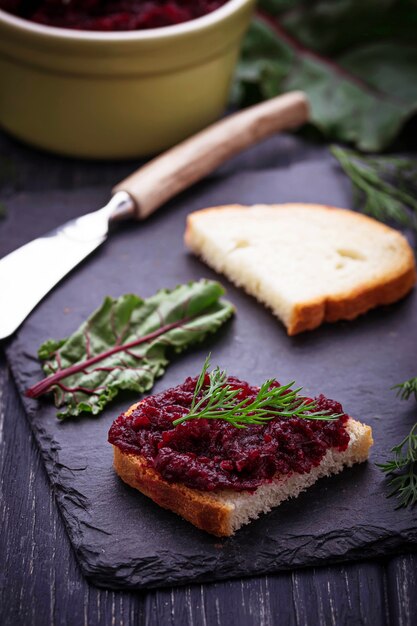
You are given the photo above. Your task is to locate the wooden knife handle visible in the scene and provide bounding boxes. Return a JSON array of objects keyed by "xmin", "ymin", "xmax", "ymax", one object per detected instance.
[{"xmin": 113, "ymin": 91, "xmax": 309, "ymax": 220}]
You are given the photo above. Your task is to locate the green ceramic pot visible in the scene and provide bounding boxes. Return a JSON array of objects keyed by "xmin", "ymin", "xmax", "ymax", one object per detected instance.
[{"xmin": 0, "ymin": 0, "xmax": 255, "ymax": 159}]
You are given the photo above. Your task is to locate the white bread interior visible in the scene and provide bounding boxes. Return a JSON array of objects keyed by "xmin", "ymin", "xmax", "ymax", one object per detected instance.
[{"xmin": 184, "ymin": 204, "xmax": 416, "ymax": 334}]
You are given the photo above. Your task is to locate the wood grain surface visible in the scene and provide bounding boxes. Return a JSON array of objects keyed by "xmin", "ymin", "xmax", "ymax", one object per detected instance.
[{"xmin": 1, "ymin": 131, "xmax": 416, "ymax": 625}]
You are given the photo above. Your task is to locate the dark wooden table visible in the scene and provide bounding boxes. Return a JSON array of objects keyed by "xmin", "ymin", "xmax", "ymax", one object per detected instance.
[{"xmin": 1, "ymin": 131, "xmax": 416, "ymax": 626}]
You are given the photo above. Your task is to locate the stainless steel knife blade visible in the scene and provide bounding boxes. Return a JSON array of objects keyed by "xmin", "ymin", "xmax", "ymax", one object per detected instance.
[{"xmin": 0, "ymin": 192, "xmax": 134, "ymax": 340}]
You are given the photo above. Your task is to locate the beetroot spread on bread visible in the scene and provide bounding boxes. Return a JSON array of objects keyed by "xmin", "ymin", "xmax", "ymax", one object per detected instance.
[
  {"xmin": 1, "ymin": 0, "xmax": 229, "ymax": 31},
  {"xmin": 108, "ymin": 375, "xmax": 350, "ymax": 492}
]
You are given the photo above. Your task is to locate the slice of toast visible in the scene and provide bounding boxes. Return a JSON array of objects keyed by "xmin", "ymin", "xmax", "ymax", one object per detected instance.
[
  {"xmin": 184, "ymin": 203, "xmax": 416, "ymax": 335},
  {"xmin": 112, "ymin": 402, "xmax": 373, "ymax": 537}
]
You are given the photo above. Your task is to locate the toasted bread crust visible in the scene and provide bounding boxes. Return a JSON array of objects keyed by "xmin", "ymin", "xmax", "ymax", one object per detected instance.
[
  {"xmin": 288, "ymin": 263, "xmax": 416, "ymax": 335},
  {"xmin": 112, "ymin": 403, "xmax": 373, "ymax": 537},
  {"xmin": 184, "ymin": 203, "xmax": 417, "ymax": 335},
  {"xmin": 114, "ymin": 401, "xmax": 233, "ymax": 536},
  {"xmin": 113, "ymin": 446, "xmax": 233, "ymax": 536}
]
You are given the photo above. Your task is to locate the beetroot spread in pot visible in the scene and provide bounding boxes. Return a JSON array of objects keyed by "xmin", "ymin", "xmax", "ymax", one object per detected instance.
[
  {"xmin": 1, "ymin": 0, "xmax": 229, "ymax": 31},
  {"xmin": 108, "ymin": 376, "xmax": 350, "ymax": 492}
]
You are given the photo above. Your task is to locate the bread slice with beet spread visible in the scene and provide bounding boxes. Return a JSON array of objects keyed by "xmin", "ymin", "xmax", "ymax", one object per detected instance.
[
  {"xmin": 109, "ymin": 376, "xmax": 373, "ymax": 537},
  {"xmin": 184, "ymin": 203, "xmax": 416, "ymax": 335}
]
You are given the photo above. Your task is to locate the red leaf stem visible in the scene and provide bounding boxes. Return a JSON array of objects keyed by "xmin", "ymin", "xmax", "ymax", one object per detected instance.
[{"xmin": 26, "ymin": 317, "xmax": 190, "ymax": 399}]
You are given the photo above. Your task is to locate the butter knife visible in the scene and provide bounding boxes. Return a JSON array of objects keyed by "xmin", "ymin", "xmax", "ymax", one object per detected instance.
[{"xmin": 0, "ymin": 92, "xmax": 309, "ymax": 340}]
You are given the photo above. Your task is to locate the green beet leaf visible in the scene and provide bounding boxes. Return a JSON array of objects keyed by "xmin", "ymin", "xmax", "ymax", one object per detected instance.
[
  {"xmin": 235, "ymin": 1, "xmax": 417, "ymax": 151},
  {"xmin": 26, "ymin": 280, "xmax": 234, "ymax": 419}
]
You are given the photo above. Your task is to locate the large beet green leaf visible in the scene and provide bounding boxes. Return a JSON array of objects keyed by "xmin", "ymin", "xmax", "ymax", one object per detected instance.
[
  {"xmin": 26, "ymin": 280, "xmax": 234, "ymax": 419},
  {"xmin": 235, "ymin": 1, "xmax": 417, "ymax": 151},
  {"xmin": 261, "ymin": 0, "xmax": 417, "ymax": 56}
]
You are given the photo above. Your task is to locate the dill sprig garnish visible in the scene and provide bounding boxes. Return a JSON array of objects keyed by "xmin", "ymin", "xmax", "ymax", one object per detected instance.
[
  {"xmin": 330, "ymin": 145, "xmax": 417, "ymax": 235},
  {"xmin": 378, "ymin": 375, "xmax": 417, "ymax": 508},
  {"xmin": 172, "ymin": 356, "xmax": 342, "ymax": 428},
  {"xmin": 393, "ymin": 376, "xmax": 417, "ymax": 402},
  {"xmin": 377, "ymin": 423, "xmax": 417, "ymax": 508}
]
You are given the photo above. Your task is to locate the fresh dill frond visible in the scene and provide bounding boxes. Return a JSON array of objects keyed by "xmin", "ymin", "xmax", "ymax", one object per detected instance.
[
  {"xmin": 172, "ymin": 356, "xmax": 342, "ymax": 428},
  {"xmin": 377, "ymin": 422, "xmax": 417, "ymax": 508},
  {"xmin": 330, "ymin": 145, "xmax": 417, "ymax": 235},
  {"xmin": 393, "ymin": 377, "xmax": 417, "ymax": 402}
]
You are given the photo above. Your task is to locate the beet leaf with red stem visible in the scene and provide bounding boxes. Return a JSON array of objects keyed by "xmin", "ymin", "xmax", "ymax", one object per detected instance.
[
  {"xmin": 234, "ymin": 1, "xmax": 417, "ymax": 151},
  {"xmin": 26, "ymin": 280, "xmax": 234, "ymax": 419}
]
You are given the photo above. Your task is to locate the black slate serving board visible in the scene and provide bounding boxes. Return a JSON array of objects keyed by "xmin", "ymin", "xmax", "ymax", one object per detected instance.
[{"xmin": 2, "ymin": 146, "xmax": 417, "ymax": 590}]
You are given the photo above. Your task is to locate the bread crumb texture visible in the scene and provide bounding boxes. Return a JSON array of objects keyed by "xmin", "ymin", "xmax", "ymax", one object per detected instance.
[{"xmin": 184, "ymin": 204, "xmax": 416, "ymax": 334}]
